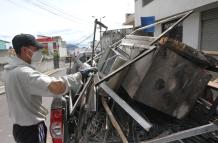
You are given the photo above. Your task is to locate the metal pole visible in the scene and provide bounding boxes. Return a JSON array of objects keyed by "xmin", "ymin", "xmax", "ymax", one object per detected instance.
[
  {"xmin": 99, "ymin": 16, "xmax": 105, "ymax": 52},
  {"xmin": 85, "ymin": 52, "xmax": 102, "ymax": 63},
  {"xmin": 91, "ymin": 19, "xmax": 97, "ymax": 66},
  {"xmin": 95, "ymin": 10, "xmax": 193, "ymax": 86},
  {"xmin": 100, "ymin": 18, "xmax": 102, "ymax": 52},
  {"xmin": 101, "ymin": 96, "xmax": 128, "ymax": 143},
  {"xmin": 70, "ymin": 75, "xmax": 94, "ymax": 116},
  {"xmin": 106, "ymin": 10, "xmax": 193, "ymax": 50},
  {"xmin": 95, "ymin": 46, "xmax": 156, "ymax": 86},
  {"xmin": 142, "ymin": 121, "xmax": 218, "ymax": 143},
  {"xmin": 149, "ymin": 10, "xmax": 193, "ymax": 46},
  {"xmin": 130, "ymin": 10, "xmax": 193, "ymax": 35},
  {"xmin": 91, "ymin": 10, "xmax": 190, "ymax": 62},
  {"xmin": 100, "ymin": 82, "xmax": 152, "ymax": 131}
]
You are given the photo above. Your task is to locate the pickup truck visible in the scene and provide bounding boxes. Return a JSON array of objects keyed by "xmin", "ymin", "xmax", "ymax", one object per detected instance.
[{"xmin": 49, "ymin": 34, "xmax": 218, "ymax": 143}]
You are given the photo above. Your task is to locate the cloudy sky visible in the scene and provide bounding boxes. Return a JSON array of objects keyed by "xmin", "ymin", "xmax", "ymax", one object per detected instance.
[{"xmin": 0, "ymin": 0, "xmax": 134, "ymax": 47}]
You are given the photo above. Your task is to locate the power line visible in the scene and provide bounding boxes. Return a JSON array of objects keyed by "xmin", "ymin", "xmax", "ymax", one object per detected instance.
[
  {"xmin": 23, "ymin": 0, "xmax": 77, "ymax": 22},
  {"xmin": 36, "ymin": 0, "xmax": 89, "ymax": 23},
  {"xmin": 70, "ymin": 33, "xmax": 92, "ymax": 43},
  {"xmin": 6, "ymin": 0, "xmax": 39, "ymax": 13},
  {"xmin": 73, "ymin": 34, "xmax": 93, "ymax": 46},
  {"xmin": 7, "ymin": 0, "xmax": 95, "ymax": 45},
  {"xmin": 21, "ymin": 0, "xmax": 91, "ymax": 27}
]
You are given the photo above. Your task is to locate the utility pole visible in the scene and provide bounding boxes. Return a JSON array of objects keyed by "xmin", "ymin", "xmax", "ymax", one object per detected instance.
[
  {"xmin": 92, "ymin": 16, "xmax": 105, "ymax": 52},
  {"xmin": 99, "ymin": 16, "xmax": 105, "ymax": 52},
  {"xmin": 91, "ymin": 19, "xmax": 97, "ymax": 66}
]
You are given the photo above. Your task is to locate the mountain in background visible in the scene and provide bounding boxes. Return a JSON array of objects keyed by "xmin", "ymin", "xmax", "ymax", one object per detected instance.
[
  {"xmin": 66, "ymin": 43, "xmax": 89, "ymax": 49},
  {"xmin": 66, "ymin": 44, "xmax": 79, "ymax": 49}
]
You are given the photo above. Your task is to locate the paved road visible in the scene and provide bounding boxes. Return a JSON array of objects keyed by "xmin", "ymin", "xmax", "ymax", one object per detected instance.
[{"xmin": 0, "ymin": 68, "xmax": 67, "ymax": 143}]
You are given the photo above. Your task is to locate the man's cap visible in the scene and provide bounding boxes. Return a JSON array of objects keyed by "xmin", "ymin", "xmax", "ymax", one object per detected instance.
[{"xmin": 12, "ymin": 34, "xmax": 44, "ymax": 50}]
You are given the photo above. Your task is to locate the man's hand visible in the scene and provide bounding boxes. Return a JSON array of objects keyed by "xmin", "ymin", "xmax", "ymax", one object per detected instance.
[
  {"xmin": 80, "ymin": 67, "xmax": 98, "ymax": 79},
  {"xmin": 48, "ymin": 80, "xmax": 66, "ymax": 95}
]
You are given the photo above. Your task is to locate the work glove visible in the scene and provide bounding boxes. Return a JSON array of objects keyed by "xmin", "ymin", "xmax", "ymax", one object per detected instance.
[{"xmin": 80, "ymin": 67, "xmax": 98, "ymax": 80}]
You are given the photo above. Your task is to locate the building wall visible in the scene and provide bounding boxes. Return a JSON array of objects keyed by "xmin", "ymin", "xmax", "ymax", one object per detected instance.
[
  {"xmin": 37, "ymin": 36, "xmax": 67, "ymax": 58},
  {"xmin": 47, "ymin": 42, "xmax": 54, "ymax": 56},
  {"xmin": 135, "ymin": 0, "xmax": 218, "ymax": 25},
  {"xmin": 0, "ymin": 41, "xmax": 7, "ymax": 50},
  {"xmin": 183, "ymin": 12, "xmax": 201, "ymax": 48},
  {"xmin": 57, "ymin": 39, "xmax": 67, "ymax": 57},
  {"xmin": 101, "ymin": 28, "xmax": 133, "ymax": 51},
  {"xmin": 59, "ymin": 41, "xmax": 67, "ymax": 58},
  {"xmin": 135, "ymin": 0, "xmax": 218, "ymax": 49},
  {"xmin": 153, "ymin": 13, "xmax": 201, "ymax": 49}
]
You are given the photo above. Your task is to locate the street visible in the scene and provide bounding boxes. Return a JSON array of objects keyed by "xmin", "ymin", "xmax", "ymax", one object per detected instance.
[
  {"xmin": 0, "ymin": 93, "xmax": 54, "ymax": 143},
  {"xmin": 0, "ymin": 64, "xmax": 67, "ymax": 143}
]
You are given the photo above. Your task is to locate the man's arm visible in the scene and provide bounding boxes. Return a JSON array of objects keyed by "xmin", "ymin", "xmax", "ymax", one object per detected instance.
[
  {"xmin": 48, "ymin": 80, "xmax": 66, "ymax": 95},
  {"xmin": 26, "ymin": 67, "xmax": 96, "ymax": 96},
  {"xmin": 21, "ymin": 67, "xmax": 71, "ymax": 96},
  {"xmin": 50, "ymin": 67, "xmax": 97, "ymax": 95}
]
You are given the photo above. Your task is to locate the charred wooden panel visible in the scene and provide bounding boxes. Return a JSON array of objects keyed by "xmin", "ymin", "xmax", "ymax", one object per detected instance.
[{"xmin": 123, "ymin": 41, "xmax": 212, "ymax": 119}]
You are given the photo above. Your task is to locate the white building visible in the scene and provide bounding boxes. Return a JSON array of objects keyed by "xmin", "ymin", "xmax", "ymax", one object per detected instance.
[
  {"xmin": 135, "ymin": 0, "xmax": 218, "ymax": 52},
  {"xmin": 53, "ymin": 36, "xmax": 67, "ymax": 58},
  {"xmin": 37, "ymin": 36, "xmax": 67, "ymax": 58}
]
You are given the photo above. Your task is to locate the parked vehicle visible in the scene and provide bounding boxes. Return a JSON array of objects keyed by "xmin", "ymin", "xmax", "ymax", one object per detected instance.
[{"xmin": 50, "ymin": 13, "xmax": 218, "ymax": 143}]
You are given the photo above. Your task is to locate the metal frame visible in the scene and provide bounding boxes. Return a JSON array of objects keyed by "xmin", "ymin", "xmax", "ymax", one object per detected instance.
[
  {"xmin": 95, "ymin": 46, "xmax": 156, "ymax": 86},
  {"xmin": 70, "ymin": 75, "xmax": 94, "ymax": 116},
  {"xmin": 108, "ymin": 10, "xmax": 193, "ymax": 50},
  {"xmin": 142, "ymin": 121, "xmax": 218, "ymax": 143},
  {"xmin": 101, "ymin": 96, "xmax": 128, "ymax": 143},
  {"xmin": 95, "ymin": 10, "xmax": 193, "ymax": 86},
  {"xmin": 69, "ymin": 9, "xmax": 218, "ymax": 143},
  {"xmin": 99, "ymin": 82, "xmax": 152, "ymax": 131},
  {"xmin": 91, "ymin": 19, "xmax": 108, "ymax": 66}
]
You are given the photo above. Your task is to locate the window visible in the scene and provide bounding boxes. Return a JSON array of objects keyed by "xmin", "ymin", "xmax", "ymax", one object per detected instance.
[
  {"xmin": 162, "ymin": 19, "xmax": 183, "ymax": 42},
  {"xmin": 142, "ymin": 0, "xmax": 153, "ymax": 7}
]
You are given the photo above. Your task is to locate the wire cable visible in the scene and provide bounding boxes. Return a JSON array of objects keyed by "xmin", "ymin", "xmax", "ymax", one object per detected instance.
[
  {"xmin": 21, "ymin": 0, "xmax": 91, "ymax": 27},
  {"xmin": 73, "ymin": 34, "xmax": 93, "ymax": 46},
  {"xmin": 7, "ymin": 0, "xmax": 39, "ymax": 13},
  {"xmin": 36, "ymin": 0, "xmax": 89, "ymax": 23}
]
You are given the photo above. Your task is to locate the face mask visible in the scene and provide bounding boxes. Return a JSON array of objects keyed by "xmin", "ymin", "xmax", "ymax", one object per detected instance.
[
  {"xmin": 27, "ymin": 49, "xmax": 43, "ymax": 69},
  {"xmin": 31, "ymin": 50, "xmax": 43, "ymax": 64},
  {"xmin": 31, "ymin": 51, "xmax": 44, "ymax": 70}
]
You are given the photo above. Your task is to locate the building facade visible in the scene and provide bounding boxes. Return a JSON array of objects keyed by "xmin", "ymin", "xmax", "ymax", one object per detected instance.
[
  {"xmin": 123, "ymin": 13, "xmax": 135, "ymax": 27},
  {"xmin": 0, "ymin": 40, "xmax": 10, "ymax": 50},
  {"xmin": 36, "ymin": 36, "xmax": 67, "ymax": 58},
  {"xmin": 0, "ymin": 40, "xmax": 11, "ymax": 65},
  {"xmin": 135, "ymin": 0, "xmax": 218, "ymax": 52}
]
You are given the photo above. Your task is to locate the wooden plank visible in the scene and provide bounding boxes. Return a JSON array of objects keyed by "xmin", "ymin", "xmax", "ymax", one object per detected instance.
[
  {"xmin": 163, "ymin": 39, "xmax": 218, "ymax": 71},
  {"xmin": 207, "ymin": 81, "xmax": 218, "ymax": 90},
  {"xmin": 202, "ymin": 50, "xmax": 218, "ymax": 56}
]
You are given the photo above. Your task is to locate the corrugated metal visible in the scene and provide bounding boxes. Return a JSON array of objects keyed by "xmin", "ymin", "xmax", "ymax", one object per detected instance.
[{"xmin": 201, "ymin": 7, "xmax": 218, "ymax": 51}]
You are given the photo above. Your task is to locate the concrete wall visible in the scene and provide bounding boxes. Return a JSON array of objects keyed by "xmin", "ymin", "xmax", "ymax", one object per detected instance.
[
  {"xmin": 153, "ymin": 13, "xmax": 201, "ymax": 49},
  {"xmin": 59, "ymin": 41, "xmax": 67, "ymax": 58},
  {"xmin": 135, "ymin": 0, "xmax": 218, "ymax": 26},
  {"xmin": 183, "ymin": 12, "xmax": 201, "ymax": 48},
  {"xmin": 0, "ymin": 41, "xmax": 7, "ymax": 50},
  {"xmin": 135, "ymin": 0, "xmax": 218, "ymax": 49}
]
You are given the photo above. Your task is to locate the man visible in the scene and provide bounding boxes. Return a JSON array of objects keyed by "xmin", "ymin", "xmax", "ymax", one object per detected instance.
[{"xmin": 2, "ymin": 34, "xmax": 95, "ymax": 143}]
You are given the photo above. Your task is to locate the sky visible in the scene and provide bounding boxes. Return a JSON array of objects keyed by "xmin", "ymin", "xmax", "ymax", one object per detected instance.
[{"xmin": 0, "ymin": 0, "xmax": 134, "ymax": 47}]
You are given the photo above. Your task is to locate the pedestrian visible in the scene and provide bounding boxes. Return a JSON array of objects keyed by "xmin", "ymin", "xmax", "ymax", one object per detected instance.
[{"xmin": 2, "ymin": 34, "xmax": 96, "ymax": 143}]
